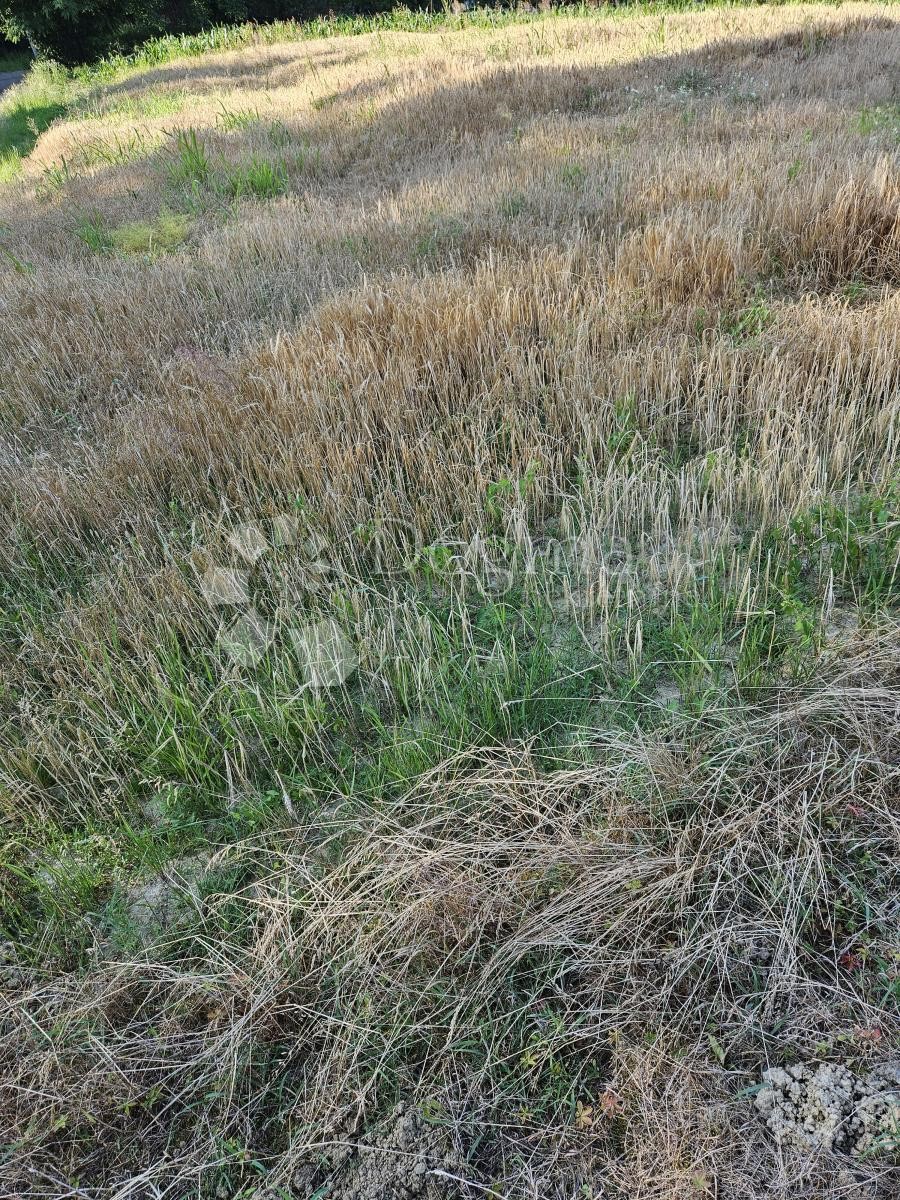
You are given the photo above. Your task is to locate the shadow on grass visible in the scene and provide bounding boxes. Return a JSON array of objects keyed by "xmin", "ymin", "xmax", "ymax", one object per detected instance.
[
  {"xmin": 0, "ymin": 98, "xmax": 67, "ymax": 174},
  {"xmin": 91, "ymin": 42, "xmax": 367, "ymax": 104}
]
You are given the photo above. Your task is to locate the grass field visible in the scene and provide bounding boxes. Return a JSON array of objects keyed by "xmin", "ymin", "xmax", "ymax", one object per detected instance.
[{"xmin": 0, "ymin": 3, "xmax": 898, "ymax": 1197}]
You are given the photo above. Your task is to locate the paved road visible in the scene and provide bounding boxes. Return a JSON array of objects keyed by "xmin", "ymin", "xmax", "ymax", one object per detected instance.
[{"xmin": 0, "ymin": 71, "xmax": 24, "ymax": 97}]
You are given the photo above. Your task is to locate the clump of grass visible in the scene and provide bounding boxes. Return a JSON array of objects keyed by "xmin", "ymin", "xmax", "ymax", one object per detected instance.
[
  {"xmin": 79, "ymin": 89, "xmax": 199, "ymax": 121},
  {"xmin": 672, "ymin": 65, "xmax": 714, "ymax": 94},
  {"xmin": 500, "ymin": 191, "xmax": 526, "ymax": 218},
  {"xmin": 101, "ymin": 209, "xmax": 191, "ymax": 253},
  {"xmin": 225, "ymin": 154, "xmax": 288, "ymax": 200},
  {"xmin": 216, "ymin": 99, "xmax": 259, "ymax": 132},
  {"xmin": 857, "ymin": 101, "xmax": 900, "ymax": 139},
  {"xmin": 559, "ymin": 156, "xmax": 586, "ymax": 188},
  {"xmin": 168, "ymin": 126, "xmax": 209, "ymax": 187},
  {"xmin": 75, "ymin": 211, "xmax": 113, "ymax": 251},
  {"xmin": 723, "ymin": 290, "xmax": 774, "ymax": 340},
  {"xmin": 73, "ymin": 128, "xmax": 156, "ymax": 168}
]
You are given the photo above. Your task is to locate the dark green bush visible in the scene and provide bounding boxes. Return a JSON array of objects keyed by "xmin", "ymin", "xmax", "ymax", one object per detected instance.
[{"xmin": 0, "ymin": 1, "xmax": 386, "ymax": 67}]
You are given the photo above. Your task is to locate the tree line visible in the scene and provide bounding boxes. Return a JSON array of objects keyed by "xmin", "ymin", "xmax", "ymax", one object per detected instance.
[{"xmin": 1, "ymin": 0, "xmax": 405, "ymax": 66}]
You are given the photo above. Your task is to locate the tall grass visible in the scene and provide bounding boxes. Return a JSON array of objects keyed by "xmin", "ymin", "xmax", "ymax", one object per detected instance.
[{"xmin": 0, "ymin": 4, "xmax": 898, "ymax": 1197}]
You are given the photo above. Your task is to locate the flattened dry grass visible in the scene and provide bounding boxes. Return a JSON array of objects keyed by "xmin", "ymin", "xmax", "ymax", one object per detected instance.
[{"xmin": 0, "ymin": 5, "xmax": 898, "ymax": 1198}]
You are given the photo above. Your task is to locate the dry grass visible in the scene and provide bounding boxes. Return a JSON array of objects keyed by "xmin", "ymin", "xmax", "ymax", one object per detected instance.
[{"xmin": 0, "ymin": 4, "xmax": 898, "ymax": 1198}]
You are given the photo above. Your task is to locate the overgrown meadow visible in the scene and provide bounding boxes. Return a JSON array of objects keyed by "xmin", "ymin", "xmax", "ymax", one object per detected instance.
[{"xmin": 0, "ymin": 4, "xmax": 898, "ymax": 1197}]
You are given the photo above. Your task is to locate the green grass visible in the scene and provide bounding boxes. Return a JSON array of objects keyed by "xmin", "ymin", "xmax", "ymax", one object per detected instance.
[
  {"xmin": 165, "ymin": 127, "xmax": 288, "ymax": 204},
  {"xmin": 78, "ymin": 90, "xmax": 205, "ymax": 122},
  {"xmin": 225, "ymin": 155, "xmax": 288, "ymax": 200},
  {"xmin": 109, "ymin": 208, "xmax": 192, "ymax": 252},
  {"xmin": 74, "ymin": 211, "xmax": 113, "ymax": 251},
  {"xmin": 169, "ymin": 125, "xmax": 210, "ymax": 187},
  {"xmin": 0, "ymin": 92, "xmax": 66, "ymax": 181},
  {"xmin": 1, "ymin": 487, "xmax": 897, "ymax": 1196},
  {"xmin": 4, "ymin": 475, "xmax": 896, "ymax": 971},
  {"xmin": 857, "ymin": 101, "xmax": 900, "ymax": 139}
]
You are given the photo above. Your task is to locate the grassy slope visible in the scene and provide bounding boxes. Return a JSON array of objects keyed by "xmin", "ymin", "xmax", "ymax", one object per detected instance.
[
  {"xmin": 0, "ymin": 1, "xmax": 742, "ymax": 181},
  {"xmin": 0, "ymin": 4, "xmax": 898, "ymax": 1197}
]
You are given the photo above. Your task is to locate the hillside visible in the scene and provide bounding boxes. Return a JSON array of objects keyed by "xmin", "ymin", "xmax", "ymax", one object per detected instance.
[{"xmin": 0, "ymin": 5, "xmax": 898, "ymax": 1197}]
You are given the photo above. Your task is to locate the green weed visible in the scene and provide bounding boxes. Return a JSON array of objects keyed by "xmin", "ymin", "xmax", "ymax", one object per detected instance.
[
  {"xmin": 35, "ymin": 155, "xmax": 72, "ymax": 198},
  {"xmin": 500, "ymin": 192, "xmax": 526, "ymax": 219},
  {"xmin": 225, "ymin": 155, "xmax": 288, "ymax": 200},
  {"xmin": 109, "ymin": 209, "xmax": 192, "ymax": 253},
  {"xmin": 857, "ymin": 103, "xmax": 900, "ymax": 139},
  {"xmin": 75, "ymin": 211, "xmax": 113, "ymax": 252},
  {"xmin": 169, "ymin": 126, "xmax": 210, "ymax": 187},
  {"xmin": 560, "ymin": 157, "xmax": 586, "ymax": 189},
  {"xmin": 672, "ymin": 67, "xmax": 714, "ymax": 95},
  {"xmin": 786, "ymin": 156, "xmax": 804, "ymax": 181},
  {"xmin": 724, "ymin": 292, "xmax": 773, "ymax": 341},
  {"xmin": 216, "ymin": 100, "xmax": 259, "ymax": 132}
]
